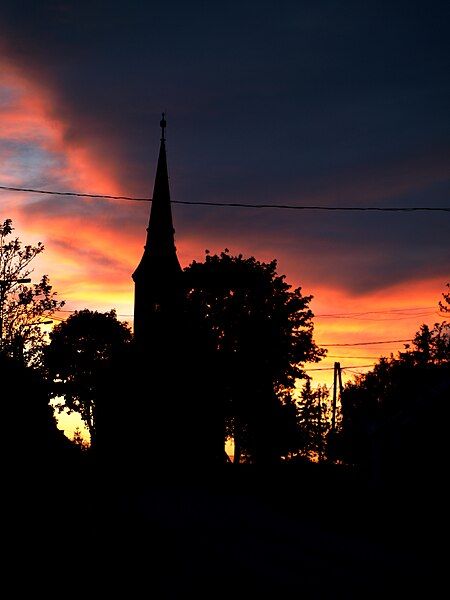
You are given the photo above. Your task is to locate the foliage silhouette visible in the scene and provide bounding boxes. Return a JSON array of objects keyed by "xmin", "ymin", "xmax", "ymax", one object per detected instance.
[
  {"xmin": 0, "ymin": 218, "xmax": 64, "ymax": 366},
  {"xmin": 184, "ymin": 250, "xmax": 325, "ymax": 463},
  {"xmin": 439, "ymin": 282, "xmax": 449, "ymax": 313},
  {"xmin": 45, "ymin": 309, "xmax": 132, "ymax": 448},
  {"xmin": 340, "ymin": 314, "xmax": 450, "ymax": 487},
  {"xmin": 295, "ymin": 380, "xmax": 330, "ymax": 462},
  {"xmin": 72, "ymin": 426, "xmax": 89, "ymax": 451},
  {"xmin": 0, "ymin": 352, "xmax": 75, "ymax": 468}
]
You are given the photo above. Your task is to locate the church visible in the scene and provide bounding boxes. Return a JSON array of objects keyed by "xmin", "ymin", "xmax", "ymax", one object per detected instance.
[
  {"xmin": 86, "ymin": 115, "xmax": 292, "ymax": 467},
  {"xmin": 124, "ymin": 114, "xmax": 223, "ymax": 468}
]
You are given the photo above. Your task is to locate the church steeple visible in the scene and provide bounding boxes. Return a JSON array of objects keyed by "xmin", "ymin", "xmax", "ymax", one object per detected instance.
[
  {"xmin": 132, "ymin": 114, "xmax": 182, "ymax": 343},
  {"xmin": 134, "ymin": 113, "xmax": 181, "ymax": 271}
]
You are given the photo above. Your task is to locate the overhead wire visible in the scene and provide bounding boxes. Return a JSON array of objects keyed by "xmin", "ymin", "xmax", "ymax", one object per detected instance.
[
  {"xmin": 342, "ymin": 368, "xmax": 367, "ymax": 376},
  {"xmin": 305, "ymin": 364, "xmax": 376, "ymax": 371},
  {"xmin": 322, "ymin": 338, "xmax": 412, "ymax": 347},
  {"xmin": 4, "ymin": 184, "xmax": 442, "ymax": 350},
  {"xmin": 56, "ymin": 306, "xmax": 445, "ymax": 320},
  {"xmin": 1, "ymin": 184, "xmax": 449, "ymax": 212},
  {"xmin": 46, "ymin": 312, "xmax": 426, "ymax": 348},
  {"xmin": 315, "ymin": 306, "xmax": 436, "ymax": 317},
  {"xmin": 325, "ymin": 354, "xmax": 390, "ymax": 359},
  {"xmin": 318, "ymin": 312, "xmax": 437, "ymax": 321}
]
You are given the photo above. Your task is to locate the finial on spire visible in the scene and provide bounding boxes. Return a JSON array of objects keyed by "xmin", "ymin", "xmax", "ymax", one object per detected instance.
[{"xmin": 160, "ymin": 112, "xmax": 167, "ymax": 141}]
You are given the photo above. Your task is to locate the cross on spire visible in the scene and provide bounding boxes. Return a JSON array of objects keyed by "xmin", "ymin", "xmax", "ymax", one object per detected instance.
[{"xmin": 160, "ymin": 112, "xmax": 166, "ymax": 141}]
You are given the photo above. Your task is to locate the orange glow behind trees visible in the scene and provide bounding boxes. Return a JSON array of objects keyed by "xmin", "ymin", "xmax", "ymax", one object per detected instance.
[{"xmin": 1, "ymin": 61, "xmax": 448, "ymax": 439}]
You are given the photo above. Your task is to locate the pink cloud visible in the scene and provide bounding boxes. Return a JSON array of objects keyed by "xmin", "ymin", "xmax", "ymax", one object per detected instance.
[{"xmin": 1, "ymin": 58, "xmax": 447, "ymax": 393}]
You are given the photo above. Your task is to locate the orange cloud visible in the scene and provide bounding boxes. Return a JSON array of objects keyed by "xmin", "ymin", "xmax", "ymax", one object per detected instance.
[
  {"xmin": 0, "ymin": 61, "xmax": 120, "ymax": 193},
  {"xmin": 1, "ymin": 59, "xmax": 447, "ymax": 399},
  {"xmin": 0, "ymin": 60, "xmax": 139, "ymax": 309}
]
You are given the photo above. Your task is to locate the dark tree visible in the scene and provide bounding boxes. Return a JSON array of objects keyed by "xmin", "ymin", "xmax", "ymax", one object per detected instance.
[
  {"xmin": 0, "ymin": 352, "xmax": 74, "ymax": 469},
  {"xmin": 296, "ymin": 380, "xmax": 330, "ymax": 462},
  {"xmin": 340, "ymin": 317, "xmax": 450, "ymax": 487},
  {"xmin": 439, "ymin": 282, "xmax": 450, "ymax": 313},
  {"xmin": 184, "ymin": 250, "xmax": 325, "ymax": 463},
  {"xmin": 0, "ymin": 219, "xmax": 64, "ymax": 366},
  {"xmin": 45, "ymin": 309, "xmax": 132, "ymax": 447},
  {"xmin": 72, "ymin": 427, "xmax": 88, "ymax": 451},
  {"xmin": 401, "ymin": 322, "xmax": 450, "ymax": 366}
]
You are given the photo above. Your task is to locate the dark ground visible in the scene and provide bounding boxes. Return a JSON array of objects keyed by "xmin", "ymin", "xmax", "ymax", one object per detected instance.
[{"xmin": 7, "ymin": 461, "xmax": 445, "ymax": 598}]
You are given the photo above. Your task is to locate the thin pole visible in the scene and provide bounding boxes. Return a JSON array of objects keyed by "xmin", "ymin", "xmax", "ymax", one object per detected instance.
[
  {"xmin": 317, "ymin": 390, "xmax": 323, "ymax": 462},
  {"xmin": 337, "ymin": 363, "xmax": 344, "ymax": 398},
  {"xmin": 332, "ymin": 362, "xmax": 339, "ymax": 433}
]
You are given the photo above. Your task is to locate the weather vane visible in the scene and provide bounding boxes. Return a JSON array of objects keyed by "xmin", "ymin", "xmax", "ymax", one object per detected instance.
[{"xmin": 160, "ymin": 112, "xmax": 167, "ymax": 141}]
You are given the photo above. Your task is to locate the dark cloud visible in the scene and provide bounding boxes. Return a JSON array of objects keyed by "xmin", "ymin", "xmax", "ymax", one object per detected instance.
[{"xmin": 0, "ymin": 0, "xmax": 449, "ymax": 295}]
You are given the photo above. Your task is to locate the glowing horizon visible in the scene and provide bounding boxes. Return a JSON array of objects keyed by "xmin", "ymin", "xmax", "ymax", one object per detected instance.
[{"xmin": 1, "ymin": 58, "xmax": 448, "ymax": 441}]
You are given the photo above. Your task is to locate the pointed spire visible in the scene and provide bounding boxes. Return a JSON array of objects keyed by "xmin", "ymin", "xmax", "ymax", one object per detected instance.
[
  {"xmin": 133, "ymin": 114, "xmax": 181, "ymax": 282},
  {"xmin": 146, "ymin": 117, "xmax": 175, "ymax": 258}
]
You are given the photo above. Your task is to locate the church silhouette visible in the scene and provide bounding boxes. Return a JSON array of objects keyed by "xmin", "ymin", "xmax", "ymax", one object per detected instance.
[{"xmin": 96, "ymin": 115, "xmax": 224, "ymax": 471}]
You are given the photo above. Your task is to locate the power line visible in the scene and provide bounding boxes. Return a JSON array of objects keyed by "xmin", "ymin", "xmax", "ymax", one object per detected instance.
[
  {"xmin": 111, "ymin": 313, "xmax": 438, "ymax": 322},
  {"xmin": 58, "ymin": 306, "xmax": 432, "ymax": 318},
  {"xmin": 0, "ymin": 185, "xmax": 148, "ymax": 202},
  {"xmin": 46, "ymin": 312, "xmax": 415, "ymax": 349},
  {"xmin": 326, "ymin": 355, "xmax": 385, "ymax": 359},
  {"xmin": 342, "ymin": 368, "xmax": 369, "ymax": 376},
  {"xmin": 322, "ymin": 338, "xmax": 412, "ymax": 347},
  {"xmin": 1, "ymin": 184, "xmax": 449, "ymax": 212},
  {"xmin": 53, "ymin": 311, "xmax": 423, "ymax": 348},
  {"xmin": 305, "ymin": 364, "xmax": 375, "ymax": 371},
  {"xmin": 62, "ymin": 312, "xmax": 132, "ymax": 319},
  {"xmin": 316, "ymin": 306, "xmax": 435, "ymax": 317},
  {"xmin": 56, "ymin": 308, "xmax": 446, "ymax": 323},
  {"xmin": 318, "ymin": 312, "xmax": 437, "ymax": 321}
]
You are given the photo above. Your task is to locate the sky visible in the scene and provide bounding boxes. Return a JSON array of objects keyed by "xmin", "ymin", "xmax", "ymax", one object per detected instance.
[{"xmin": 0, "ymin": 1, "xmax": 449, "ymax": 438}]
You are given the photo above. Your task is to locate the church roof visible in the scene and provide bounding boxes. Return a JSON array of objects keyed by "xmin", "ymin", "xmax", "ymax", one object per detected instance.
[{"xmin": 133, "ymin": 114, "xmax": 181, "ymax": 281}]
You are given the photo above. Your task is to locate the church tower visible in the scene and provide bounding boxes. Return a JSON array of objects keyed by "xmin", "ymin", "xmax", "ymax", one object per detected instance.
[
  {"xmin": 127, "ymin": 114, "xmax": 224, "ymax": 468},
  {"xmin": 132, "ymin": 114, "xmax": 182, "ymax": 345}
]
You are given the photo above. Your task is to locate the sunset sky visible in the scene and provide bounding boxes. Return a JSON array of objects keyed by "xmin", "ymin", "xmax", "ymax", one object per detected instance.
[{"xmin": 0, "ymin": 2, "xmax": 449, "ymax": 438}]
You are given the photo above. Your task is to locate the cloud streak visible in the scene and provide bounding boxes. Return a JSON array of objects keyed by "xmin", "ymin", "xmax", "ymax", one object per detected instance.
[{"xmin": 0, "ymin": 1, "xmax": 448, "ymax": 393}]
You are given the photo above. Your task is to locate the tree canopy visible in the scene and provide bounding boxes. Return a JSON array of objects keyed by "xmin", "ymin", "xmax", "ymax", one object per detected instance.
[
  {"xmin": 340, "ymin": 289, "xmax": 450, "ymax": 485},
  {"xmin": 184, "ymin": 250, "xmax": 325, "ymax": 462},
  {"xmin": 45, "ymin": 309, "xmax": 132, "ymax": 446},
  {"xmin": 0, "ymin": 218, "xmax": 64, "ymax": 366},
  {"xmin": 439, "ymin": 282, "xmax": 450, "ymax": 313},
  {"xmin": 185, "ymin": 250, "xmax": 324, "ymax": 386},
  {"xmin": 296, "ymin": 381, "xmax": 330, "ymax": 462}
]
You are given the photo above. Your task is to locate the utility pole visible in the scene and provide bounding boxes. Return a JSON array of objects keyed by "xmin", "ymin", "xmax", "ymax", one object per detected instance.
[
  {"xmin": 317, "ymin": 388, "xmax": 323, "ymax": 462},
  {"xmin": 331, "ymin": 361, "xmax": 344, "ymax": 434},
  {"xmin": 329, "ymin": 361, "xmax": 344, "ymax": 462},
  {"xmin": 331, "ymin": 361, "xmax": 339, "ymax": 433},
  {"xmin": 337, "ymin": 362, "xmax": 344, "ymax": 398}
]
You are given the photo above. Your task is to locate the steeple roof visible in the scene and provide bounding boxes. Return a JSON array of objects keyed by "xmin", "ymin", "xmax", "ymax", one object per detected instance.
[{"xmin": 133, "ymin": 114, "xmax": 181, "ymax": 281}]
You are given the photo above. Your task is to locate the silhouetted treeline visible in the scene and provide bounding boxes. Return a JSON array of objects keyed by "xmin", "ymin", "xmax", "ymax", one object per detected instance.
[
  {"xmin": 339, "ymin": 320, "xmax": 450, "ymax": 488},
  {"xmin": 40, "ymin": 251, "xmax": 326, "ymax": 469},
  {"xmin": 45, "ymin": 309, "xmax": 133, "ymax": 448},
  {"xmin": 0, "ymin": 353, "xmax": 81, "ymax": 474},
  {"xmin": 3, "ymin": 238, "xmax": 448, "ymax": 492}
]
